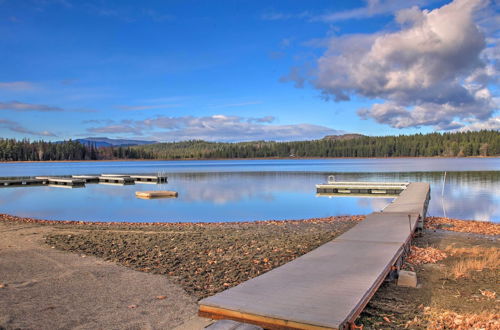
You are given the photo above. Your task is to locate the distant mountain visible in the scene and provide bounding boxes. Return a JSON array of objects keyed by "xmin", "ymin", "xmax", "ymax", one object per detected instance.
[
  {"xmin": 322, "ymin": 134, "xmax": 365, "ymax": 141},
  {"xmin": 75, "ymin": 137, "xmax": 158, "ymax": 148}
]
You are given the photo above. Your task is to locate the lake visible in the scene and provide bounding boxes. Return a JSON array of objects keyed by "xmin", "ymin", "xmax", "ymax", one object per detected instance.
[{"xmin": 0, "ymin": 158, "xmax": 498, "ymax": 223}]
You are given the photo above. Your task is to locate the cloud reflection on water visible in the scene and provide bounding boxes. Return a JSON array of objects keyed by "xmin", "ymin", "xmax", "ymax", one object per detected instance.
[{"xmin": 0, "ymin": 169, "xmax": 497, "ymax": 222}]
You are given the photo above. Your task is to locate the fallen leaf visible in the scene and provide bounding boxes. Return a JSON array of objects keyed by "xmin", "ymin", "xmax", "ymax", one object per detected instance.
[{"xmin": 479, "ymin": 289, "xmax": 496, "ymax": 299}]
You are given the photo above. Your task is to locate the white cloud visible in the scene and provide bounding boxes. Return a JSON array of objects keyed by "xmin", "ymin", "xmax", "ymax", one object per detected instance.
[
  {"xmin": 458, "ymin": 116, "xmax": 500, "ymax": 131},
  {"xmin": 0, "ymin": 119, "xmax": 56, "ymax": 137},
  {"xmin": 0, "ymin": 100, "xmax": 63, "ymax": 112},
  {"xmin": 87, "ymin": 115, "xmax": 343, "ymax": 142},
  {"xmin": 314, "ymin": 0, "xmax": 437, "ymax": 22},
  {"xmin": 261, "ymin": 1, "xmax": 438, "ymax": 23},
  {"xmin": 0, "ymin": 81, "xmax": 37, "ymax": 91},
  {"xmin": 287, "ymin": 0, "xmax": 499, "ymax": 130}
]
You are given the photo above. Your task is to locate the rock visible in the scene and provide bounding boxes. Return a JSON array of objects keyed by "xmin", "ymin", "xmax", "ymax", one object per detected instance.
[{"xmin": 397, "ymin": 270, "xmax": 418, "ymax": 288}]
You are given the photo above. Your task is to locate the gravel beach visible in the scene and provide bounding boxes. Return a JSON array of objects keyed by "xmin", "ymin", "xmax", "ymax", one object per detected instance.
[
  {"xmin": 1, "ymin": 214, "xmax": 498, "ymax": 329},
  {"xmin": 0, "ymin": 214, "xmax": 361, "ymax": 329}
]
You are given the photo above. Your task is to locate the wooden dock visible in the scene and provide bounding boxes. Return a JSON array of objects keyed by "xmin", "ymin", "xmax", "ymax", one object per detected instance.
[
  {"xmin": 0, "ymin": 178, "xmax": 46, "ymax": 187},
  {"xmin": 0, "ymin": 173, "xmax": 168, "ymax": 188},
  {"xmin": 131, "ymin": 175, "xmax": 168, "ymax": 184},
  {"xmin": 98, "ymin": 176, "xmax": 135, "ymax": 184},
  {"xmin": 35, "ymin": 176, "xmax": 85, "ymax": 186},
  {"xmin": 316, "ymin": 181, "xmax": 409, "ymax": 195},
  {"xmin": 199, "ymin": 182, "xmax": 430, "ymax": 329},
  {"xmin": 71, "ymin": 175, "xmax": 100, "ymax": 183},
  {"xmin": 135, "ymin": 190, "xmax": 178, "ymax": 199}
]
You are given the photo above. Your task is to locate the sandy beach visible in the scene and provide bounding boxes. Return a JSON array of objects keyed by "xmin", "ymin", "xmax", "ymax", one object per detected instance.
[{"xmin": 0, "ymin": 220, "xmax": 210, "ymax": 330}]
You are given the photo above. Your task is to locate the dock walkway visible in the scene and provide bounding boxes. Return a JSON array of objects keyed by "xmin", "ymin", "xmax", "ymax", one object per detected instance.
[{"xmin": 199, "ymin": 182, "xmax": 430, "ymax": 329}]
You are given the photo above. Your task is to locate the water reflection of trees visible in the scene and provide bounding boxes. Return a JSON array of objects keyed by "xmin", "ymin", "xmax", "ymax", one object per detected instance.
[
  {"xmin": 1, "ymin": 171, "xmax": 497, "ymax": 222},
  {"xmin": 168, "ymin": 172, "xmax": 499, "ymax": 222}
]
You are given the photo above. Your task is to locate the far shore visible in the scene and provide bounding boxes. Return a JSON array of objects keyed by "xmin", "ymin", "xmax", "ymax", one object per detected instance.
[{"xmin": 0, "ymin": 155, "xmax": 499, "ymax": 164}]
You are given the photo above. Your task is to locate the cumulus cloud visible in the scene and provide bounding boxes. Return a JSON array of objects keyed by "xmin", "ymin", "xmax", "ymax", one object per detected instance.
[
  {"xmin": 0, "ymin": 119, "xmax": 56, "ymax": 137},
  {"xmin": 458, "ymin": 116, "xmax": 500, "ymax": 131},
  {"xmin": 0, "ymin": 101, "xmax": 63, "ymax": 112},
  {"xmin": 287, "ymin": 0, "xmax": 499, "ymax": 130},
  {"xmin": 87, "ymin": 115, "xmax": 343, "ymax": 142}
]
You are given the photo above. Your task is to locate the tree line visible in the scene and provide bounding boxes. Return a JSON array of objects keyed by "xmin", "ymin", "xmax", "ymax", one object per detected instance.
[
  {"xmin": 0, "ymin": 130, "xmax": 498, "ymax": 161},
  {"xmin": 0, "ymin": 139, "xmax": 99, "ymax": 161},
  {"xmin": 127, "ymin": 130, "xmax": 500, "ymax": 159}
]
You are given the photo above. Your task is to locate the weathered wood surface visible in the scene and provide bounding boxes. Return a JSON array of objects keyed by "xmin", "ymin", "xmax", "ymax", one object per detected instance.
[
  {"xmin": 135, "ymin": 191, "xmax": 178, "ymax": 198},
  {"xmin": 383, "ymin": 182, "xmax": 430, "ymax": 217},
  {"xmin": 199, "ymin": 182, "xmax": 430, "ymax": 329}
]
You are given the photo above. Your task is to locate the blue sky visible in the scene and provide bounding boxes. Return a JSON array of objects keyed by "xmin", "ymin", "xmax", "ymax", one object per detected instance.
[{"xmin": 0, "ymin": 0, "xmax": 498, "ymax": 142}]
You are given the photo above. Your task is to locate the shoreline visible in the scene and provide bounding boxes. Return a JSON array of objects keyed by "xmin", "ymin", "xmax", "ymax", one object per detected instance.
[
  {"xmin": 1, "ymin": 213, "xmax": 497, "ymax": 228},
  {"xmin": 0, "ymin": 213, "xmax": 365, "ymax": 227},
  {"xmin": 1, "ymin": 155, "xmax": 499, "ymax": 164}
]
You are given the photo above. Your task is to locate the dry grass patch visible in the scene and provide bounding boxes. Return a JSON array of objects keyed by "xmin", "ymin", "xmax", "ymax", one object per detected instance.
[
  {"xmin": 445, "ymin": 245, "xmax": 500, "ymax": 279},
  {"xmin": 426, "ymin": 217, "xmax": 500, "ymax": 236},
  {"xmin": 405, "ymin": 307, "xmax": 500, "ymax": 329}
]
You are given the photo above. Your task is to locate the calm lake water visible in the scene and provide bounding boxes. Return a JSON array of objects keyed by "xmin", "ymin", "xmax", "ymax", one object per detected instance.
[{"xmin": 0, "ymin": 158, "xmax": 498, "ymax": 223}]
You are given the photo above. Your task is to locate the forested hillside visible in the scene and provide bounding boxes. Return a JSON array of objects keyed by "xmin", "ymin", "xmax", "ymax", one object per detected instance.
[
  {"xmin": 128, "ymin": 130, "xmax": 499, "ymax": 159},
  {"xmin": 0, "ymin": 130, "xmax": 498, "ymax": 161}
]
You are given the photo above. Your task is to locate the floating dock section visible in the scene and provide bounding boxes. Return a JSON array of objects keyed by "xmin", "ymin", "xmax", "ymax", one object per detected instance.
[
  {"xmin": 0, "ymin": 173, "xmax": 168, "ymax": 188},
  {"xmin": 131, "ymin": 175, "xmax": 168, "ymax": 184},
  {"xmin": 135, "ymin": 190, "xmax": 178, "ymax": 199},
  {"xmin": 0, "ymin": 178, "xmax": 46, "ymax": 187},
  {"xmin": 98, "ymin": 176, "xmax": 135, "ymax": 184},
  {"xmin": 35, "ymin": 176, "xmax": 85, "ymax": 187},
  {"xmin": 316, "ymin": 181, "xmax": 409, "ymax": 196},
  {"xmin": 199, "ymin": 182, "xmax": 430, "ymax": 329},
  {"xmin": 71, "ymin": 175, "xmax": 100, "ymax": 183}
]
